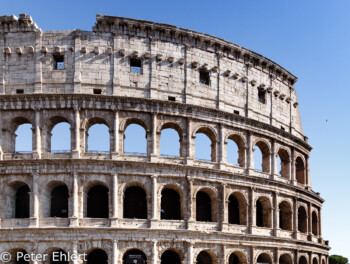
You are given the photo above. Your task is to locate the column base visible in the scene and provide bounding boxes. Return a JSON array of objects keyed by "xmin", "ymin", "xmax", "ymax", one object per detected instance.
[
  {"xmin": 148, "ymin": 218, "xmax": 158, "ymax": 228},
  {"xmin": 149, "ymin": 154, "xmax": 158, "ymax": 162},
  {"xmin": 32, "ymin": 151, "xmax": 41, "ymax": 159},
  {"xmin": 186, "ymin": 219, "xmax": 195, "ymax": 230},
  {"xmin": 218, "ymin": 162, "xmax": 226, "ymax": 170},
  {"xmin": 69, "ymin": 217, "xmax": 79, "ymax": 227},
  {"xmin": 72, "ymin": 150, "xmax": 81, "ymax": 159},
  {"xmin": 110, "ymin": 152, "xmax": 119, "ymax": 160},
  {"xmin": 29, "ymin": 217, "xmax": 39, "ymax": 228},
  {"xmin": 185, "ymin": 158, "xmax": 193, "ymax": 166},
  {"xmin": 274, "ymin": 227, "xmax": 280, "ymax": 236},
  {"xmin": 110, "ymin": 217, "xmax": 119, "ymax": 227}
]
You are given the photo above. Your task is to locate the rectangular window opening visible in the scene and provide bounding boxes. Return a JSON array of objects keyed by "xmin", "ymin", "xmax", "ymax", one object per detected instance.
[
  {"xmin": 199, "ymin": 70, "xmax": 210, "ymax": 85},
  {"xmin": 234, "ymin": 110, "xmax": 240, "ymax": 115},
  {"xmin": 281, "ymin": 126, "xmax": 285, "ymax": 131},
  {"xmin": 168, "ymin": 96, "xmax": 176, "ymax": 102},
  {"xmin": 130, "ymin": 58, "xmax": 142, "ymax": 74},
  {"xmin": 258, "ymin": 89, "xmax": 267, "ymax": 104},
  {"xmin": 16, "ymin": 89, "xmax": 24, "ymax": 94},
  {"xmin": 93, "ymin": 89, "xmax": 102, "ymax": 95},
  {"xmin": 54, "ymin": 55, "xmax": 65, "ymax": 70}
]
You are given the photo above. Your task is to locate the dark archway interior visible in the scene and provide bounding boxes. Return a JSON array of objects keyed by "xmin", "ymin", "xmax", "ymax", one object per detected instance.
[
  {"xmin": 51, "ymin": 185, "xmax": 69, "ymax": 218},
  {"xmin": 161, "ymin": 250, "xmax": 181, "ymax": 264},
  {"xmin": 123, "ymin": 249, "xmax": 147, "ymax": 264},
  {"xmin": 279, "ymin": 254, "xmax": 292, "ymax": 264},
  {"xmin": 229, "ymin": 253, "xmax": 240, "ymax": 264},
  {"xmin": 16, "ymin": 250, "xmax": 29, "ymax": 264},
  {"xmin": 313, "ymin": 259, "xmax": 319, "ymax": 264},
  {"xmin": 312, "ymin": 211, "xmax": 318, "ymax": 235},
  {"xmin": 279, "ymin": 202, "xmax": 292, "ymax": 231},
  {"xmin": 228, "ymin": 195, "xmax": 240, "ymax": 225},
  {"xmin": 256, "ymin": 199, "xmax": 263, "ymax": 227},
  {"xmin": 124, "ymin": 186, "xmax": 147, "ymax": 219},
  {"xmin": 87, "ymin": 249, "xmax": 108, "ymax": 264},
  {"xmin": 298, "ymin": 207, "xmax": 307, "ymax": 233},
  {"xmin": 87, "ymin": 185, "xmax": 109, "ymax": 218},
  {"xmin": 161, "ymin": 188, "xmax": 181, "ymax": 220},
  {"xmin": 299, "ymin": 256, "xmax": 308, "ymax": 264},
  {"xmin": 257, "ymin": 253, "xmax": 271, "ymax": 264},
  {"xmin": 196, "ymin": 191, "xmax": 212, "ymax": 222},
  {"xmin": 296, "ymin": 157, "xmax": 305, "ymax": 184},
  {"xmin": 197, "ymin": 251, "xmax": 212, "ymax": 264},
  {"xmin": 50, "ymin": 250, "xmax": 68, "ymax": 264},
  {"xmin": 15, "ymin": 185, "xmax": 30, "ymax": 218}
]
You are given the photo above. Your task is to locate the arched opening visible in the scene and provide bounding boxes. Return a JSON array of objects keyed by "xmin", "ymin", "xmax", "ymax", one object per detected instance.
[
  {"xmin": 87, "ymin": 123, "xmax": 110, "ymax": 153},
  {"xmin": 161, "ymin": 188, "xmax": 181, "ymax": 220},
  {"xmin": 50, "ymin": 249, "xmax": 68, "ymax": 264},
  {"xmin": 312, "ymin": 211, "xmax": 318, "ymax": 235},
  {"xmin": 227, "ymin": 135, "xmax": 245, "ymax": 167},
  {"xmin": 254, "ymin": 141, "xmax": 270, "ymax": 173},
  {"xmin": 299, "ymin": 256, "xmax": 308, "ymax": 264},
  {"xmin": 124, "ymin": 122, "xmax": 147, "ymax": 156},
  {"xmin": 277, "ymin": 149, "xmax": 290, "ymax": 178},
  {"xmin": 87, "ymin": 185, "xmax": 109, "ymax": 218},
  {"xmin": 279, "ymin": 254, "xmax": 293, "ymax": 264},
  {"xmin": 197, "ymin": 251, "xmax": 212, "ymax": 264},
  {"xmin": 160, "ymin": 127, "xmax": 181, "ymax": 157},
  {"xmin": 123, "ymin": 186, "xmax": 147, "ymax": 219},
  {"xmin": 279, "ymin": 201, "xmax": 292, "ymax": 231},
  {"xmin": 50, "ymin": 122, "xmax": 71, "ymax": 153},
  {"xmin": 161, "ymin": 250, "xmax": 181, "ymax": 264},
  {"xmin": 228, "ymin": 253, "xmax": 242, "ymax": 264},
  {"xmin": 15, "ymin": 123, "xmax": 32, "ymax": 153},
  {"xmin": 313, "ymin": 258, "xmax": 319, "ymax": 264},
  {"xmin": 50, "ymin": 185, "xmax": 69, "ymax": 218},
  {"xmin": 15, "ymin": 185, "xmax": 30, "ymax": 218},
  {"xmin": 195, "ymin": 128, "xmax": 216, "ymax": 162},
  {"xmin": 196, "ymin": 191, "xmax": 212, "ymax": 222},
  {"xmin": 256, "ymin": 197, "xmax": 272, "ymax": 228},
  {"xmin": 298, "ymin": 206, "xmax": 307, "ymax": 233},
  {"xmin": 123, "ymin": 249, "xmax": 147, "ymax": 264},
  {"xmin": 257, "ymin": 253, "xmax": 272, "ymax": 264},
  {"xmin": 87, "ymin": 249, "xmax": 108, "ymax": 264},
  {"xmin": 296, "ymin": 157, "xmax": 305, "ymax": 184},
  {"xmin": 14, "ymin": 250, "xmax": 29, "ymax": 264},
  {"xmin": 228, "ymin": 193, "xmax": 247, "ymax": 225}
]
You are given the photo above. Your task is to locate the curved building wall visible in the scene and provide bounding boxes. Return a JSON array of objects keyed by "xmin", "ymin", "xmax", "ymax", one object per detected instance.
[{"xmin": 0, "ymin": 14, "xmax": 328, "ymax": 264}]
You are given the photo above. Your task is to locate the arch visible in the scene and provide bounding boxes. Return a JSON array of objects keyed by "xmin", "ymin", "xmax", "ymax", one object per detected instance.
[
  {"xmin": 228, "ymin": 192, "xmax": 248, "ymax": 225},
  {"xmin": 254, "ymin": 141, "xmax": 270, "ymax": 173},
  {"xmin": 9, "ymin": 249, "xmax": 29, "ymax": 264},
  {"xmin": 161, "ymin": 250, "xmax": 181, "ymax": 264},
  {"xmin": 161, "ymin": 188, "xmax": 181, "ymax": 220},
  {"xmin": 50, "ymin": 249, "xmax": 68, "ymax": 264},
  {"xmin": 312, "ymin": 211, "xmax": 319, "ymax": 235},
  {"xmin": 196, "ymin": 188, "xmax": 218, "ymax": 222},
  {"xmin": 160, "ymin": 125, "xmax": 182, "ymax": 157},
  {"xmin": 298, "ymin": 206, "xmax": 308, "ymax": 233},
  {"xmin": 123, "ymin": 186, "xmax": 147, "ymax": 219},
  {"xmin": 228, "ymin": 251, "xmax": 247, "ymax": 264},
  {"xmin": 197, "ymin": 251, "xmax": 213, "ymax": 264},
  {"xmin": 15, "ymin": 184, "xmax": 30, "ymax": 218},
  {"xmin": 277, "ymin": 148, "xmax": 290, "ymax": 179},
  {"xmin": 87, "ymin": 185, "xmax": 109, "ymax": 218},
  {"xmin": 123, "ymin": 249, "xmax": 147, "ymax": 264},
  {"xmin": 279, "ymin": 254, "xmax": 293, "ymax": 264},
  {"xmin": 295, "ymin": 156, "xmax": 305, "ymax": 184},
  {"xmin": 299, "ymin": 256, "xmax": 308, "ymax": 264},
  {"xmin": 48, "ymin": 116, "xmax": 71, "ymax": 153},
  {"xmin": 313, "ymin": 258, "xmax": 319, "ymax": 264},
  {"xmin": 257, "ymin": 253, "xmax": 272, "ymax": 264},
  {"xmin": 124, "ymin": 121, "xmax": 147, "ymax": 156},
  {"xmin": 226, "ymin": 134, "xmax": 246, "ymax": 167},
  {"xmin": 87, "ymin": 249, "xmax": 108, "ymax": 264},
  {"xmin": 13, "ymin": 117, "xmax": 33, "ymax": 153},
  {"xmin": 121, "ymin": 118, "xmax": 148, "ymax": 132},
  {"xmin": 194, "ymin": 126, "xmax": 217, "ymax": 162},
  {"xmin": 50, "ymin": 184, "xmax": 69, "ymax": 218},
  {"xmin": 256, "ymin": 196, "xmax": 272, "ymax": 228},
  {"xmin": 279, "ymin": 201, "xmax": 293, "ymax": 231}
]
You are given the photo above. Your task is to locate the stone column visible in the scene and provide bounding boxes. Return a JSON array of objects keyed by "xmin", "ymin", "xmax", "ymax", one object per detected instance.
[
  {"xmin": 72, "ymin": 107, "xmax": 81, "ymax": 158},
  {"xmin": 218, "ymin": 123, "xmax": 225, "ymax": 169},
  {"xmin": 306, "ymin": 155, "xmax": 311, "ymax": 189},
  {"xmin": 185, "ymin": 117, "xmax": 193, "ymax": 165},
  {"xmin": 249, "ymin": 187, "xmax": 255, "ymax": 234},
  {"xmin": 32, "ymin": 109, "xmax": 41, "ymax": 159},
  {"xmin": 0, "ymin": 34, "xmax": 5, "ymax": 94},
  {"xmin": 308, "ymin": 202, "xmax": 312, "ymax": 240},
  {"xmin": 152, "ymin": 240, "xmax": 158, "ymax": 264},
  {"xmin": 318, "ymin": 208, "xmax": 322, "ymax": 237},
  {"xmin": 70, "ymin": 172, "xmax": 79, "ymax": 227},
  {"xmin": 112, "ymin": 240, "xmax": 118, "ymax": 264},
  {"xmin": 0, "ymin": 145, "xmax": 3, "ymax": 160},
  {"xmin": 72, "ymin": 241, "xmax": 79, "ymax": 264},
  {"xmin": 112, "ymin": 33, "xmax": 121, "ymax": 95},
  {"xmin": 111, "ymin": 173, "xmax": 119, "ymax": 227},
  {"xmin": 34, "ymin": 31, "xmax": 43, "ymax": 94},
  {"xmin": 186, "ymin": 176, "xmax": 194, "ymax": 227},
  {"xmin": 273, "ymin": 192, "xmax": 279, "ymax": 236},
  {"xmin": 111, "ymin": 110, "xmax": 119, "ymax": 159},
  {"xmin": 291, "ymin": 147, "xmax": 296, "ymax": 185},
  {"xmin": 220, "ymin": 183, "xmax": 227, "ymax": 231},
  {"xmin": 271, "ymin": 139, "xmax": 276, "ymax": 179},
  {"xmin": 187, "ymin": 241, "xmax": 193, "ymax": 264},
  {"xmin": 150, "ymin": 113, "xmax": 158, "ymax": 162},
  {"xmin": 30, "ymin": 173, "xmax": 39, "ymax": 227},
  {"xmin": 246, "ymin": 131, "xmax": 254, "ymax": 174},
  {"xmin": 220, "ymin": 244, "xmax": 226, "ymax": 264},
  {"xmin": 150, "ymin": 175, "xmax": 158, "ymax": 227},
  {"xmin": 293, "ymin": 197, "xmax": 298, "ymax": 239},
  {"xmin": 149, "ymin": 38, "xmax": 159, "ymax": 99},
  {"xmin": 73, "ymin": 30, "xmax": 82, "ymax": 93}
]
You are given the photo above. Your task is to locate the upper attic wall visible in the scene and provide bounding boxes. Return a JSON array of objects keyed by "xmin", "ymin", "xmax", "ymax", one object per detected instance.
[{"xmin": 0, "ymin": 14, "xmax": 305, "ymax": 141}]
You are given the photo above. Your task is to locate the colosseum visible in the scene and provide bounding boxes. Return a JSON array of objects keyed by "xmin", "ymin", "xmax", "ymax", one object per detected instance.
[{"xmin": 0, "ymin": 14, "xmax": 329, "ymax": 264}]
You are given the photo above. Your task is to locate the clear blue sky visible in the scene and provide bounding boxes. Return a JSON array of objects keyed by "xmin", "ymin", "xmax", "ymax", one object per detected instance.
[{"xmin": 4, "ymin": 0, "xmax": 350, "ymax": 257}]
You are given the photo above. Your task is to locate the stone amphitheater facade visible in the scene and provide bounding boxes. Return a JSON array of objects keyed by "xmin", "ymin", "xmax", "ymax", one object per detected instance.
[{"xmin": 0, "ymin": 14, "xmax": 329, "ymax": 264}]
